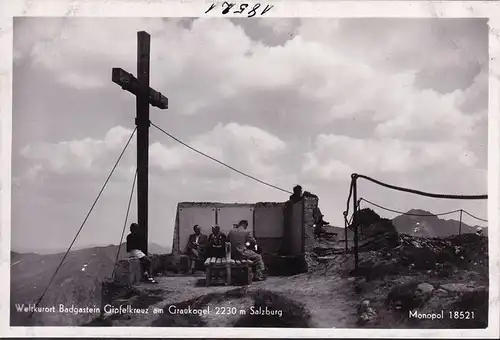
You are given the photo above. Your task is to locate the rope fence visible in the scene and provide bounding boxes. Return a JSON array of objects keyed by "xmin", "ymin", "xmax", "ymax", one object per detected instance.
[
  {"xmin": 343, "ymin": 173, "xmax": 488, "ymax": 271},
  {"xmin": 358, "ymin": 197, "xmax": 487, "ymax": 223}
]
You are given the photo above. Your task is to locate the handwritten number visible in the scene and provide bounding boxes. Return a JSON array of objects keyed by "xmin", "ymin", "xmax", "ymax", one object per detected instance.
[
  {"xmin": 261, "ymin": 4, "xmax": 273, "ymax": 15},
  {"xmin": 205, "ymin": 2, "xmax": 273, "ymax": 16},
  {"xmin": 235, "ymin": 4, "xmax": 249, "ymax": 14},
  {"xmin": 248, "ymin": 3, "xmax": 261, "ymax": 17},
  {"xmin": 205, "ymin": 3, "xmax": 216, "ymax": 14},
  {"xmin": 222, "ymin": 2, "xmax": 235, "ymax": 14}
]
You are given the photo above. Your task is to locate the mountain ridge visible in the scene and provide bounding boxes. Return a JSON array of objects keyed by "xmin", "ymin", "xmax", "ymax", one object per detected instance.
[
  {"xmin": 11, "ymin": 242, "xmax": 171, "ymax": 256},
  {"xmin": 322, "ymin": 209, "xmax": 487, "ymax": 238},
  {"xmin": 10, "ymin": 208, "xmax": 487, "ymax": 326}
]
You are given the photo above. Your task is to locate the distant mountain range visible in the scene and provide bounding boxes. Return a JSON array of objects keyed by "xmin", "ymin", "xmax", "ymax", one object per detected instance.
[
  {"xmin": 12, "ymin": 242, "xmax": 170, "ymax": 256},
  {"xmin": 10, "ymin": 242, "xmax": 170, "ymax": 326},
  {"xmin": 392, "ymin": 209, "xmax": 487, "ymax": 238},
  {"xmin": 325, "ymin": 209, "xmax": 487, "ymax": 239},
  {"xmin": 10, "ymin": 209, "xmax": 486, "ymax": 326}
]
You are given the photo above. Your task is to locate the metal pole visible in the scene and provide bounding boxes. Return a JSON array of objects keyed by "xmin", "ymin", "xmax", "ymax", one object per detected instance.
[
  {"xmin": 343, "ymin": 211, "xmax": 348, "ymax": 254},
  {"xmin": 357, "ymin": 198, "xmax": 362, "ymax": 240},
  {"xmin": 352, "ymin": 174, "xmax": 359, "ymax": 271},
  {"xmin": 459, "ymin": 209, "xmax": 463, "ymax": 235},
  {"xmin": 136, "ymin": 31, "xmax": 151, "ymax": 255}
]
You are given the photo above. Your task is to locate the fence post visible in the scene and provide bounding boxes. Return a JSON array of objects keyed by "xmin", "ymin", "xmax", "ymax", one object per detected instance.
[
  {"xmin": 352, "ymin": 174, "xmax": 359, "ymax": 271},
  {"xmin": 357, "ymin": 198, "xmax": 362, "ymax": 239},
  {"xmin": 343, "ymin": 211, "xmax": 348, "ymax": 254},
  {"xmin": 459, "ymin": 209, "xmax": 463, "ymax": 235}
]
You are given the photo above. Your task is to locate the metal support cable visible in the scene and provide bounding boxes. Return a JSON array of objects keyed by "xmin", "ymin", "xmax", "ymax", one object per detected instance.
[
  {"xmin": 30, "ymin": 127, "xmax": 137, "ymax": 317},
  {"xmin": 112, "ymin": 168, "xmax": 138, "ymax": 279},
  {"xmin": 150, "ymin": 120, "xmax": 292, "ymax": 195}
]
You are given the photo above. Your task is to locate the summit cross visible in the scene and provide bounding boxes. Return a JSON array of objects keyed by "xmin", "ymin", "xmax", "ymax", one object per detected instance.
[{"xmin": 112, "ymin": 31, "xmax": 169, "ymax": 255}]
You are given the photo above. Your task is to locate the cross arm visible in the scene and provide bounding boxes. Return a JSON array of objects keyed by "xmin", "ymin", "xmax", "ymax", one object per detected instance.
[{"xmin": 112, "ymin": 68, "xmax": 168, "ymax": 109}]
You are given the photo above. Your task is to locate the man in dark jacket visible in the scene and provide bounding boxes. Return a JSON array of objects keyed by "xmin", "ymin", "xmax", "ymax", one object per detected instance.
[
  {"xmin": 227, "ymin": 220, "xmax": 266, "ymax": 281},
  {"xmin": 126, "ymin": 223, "xmax": 155, "ymax": 283},
  {"xmin": 185, "ymin": 224, "xmax": 208, "ymax": 273},
  {"xmin": 207, "ymin": 225, "xmax": 227, "ymax": 258}
]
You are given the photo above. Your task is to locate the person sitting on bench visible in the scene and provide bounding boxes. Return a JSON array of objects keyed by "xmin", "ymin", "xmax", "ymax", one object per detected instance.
[
  {"xmin": 227, "ymin": 220, "xmax": 266, "ymax": 281},
  {"xmin": 126, "ymin": 223, "xmax": 156, "ymax": 283},
  {"xmin": 207, "ymin": 225, "xmax": 227, "ymax": 258},
  {"xmin": 185, "ymin": 224, "xmax": 208, "ymax": 274}
]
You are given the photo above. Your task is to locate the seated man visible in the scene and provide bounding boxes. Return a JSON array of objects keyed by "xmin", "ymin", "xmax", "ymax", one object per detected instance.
[
  {"xmin": 227, "ymin": 220, "xmax": 266, "ymax": 281},
  {"xmin": 185, "ymin": 224, "xmax": 208, "ymax": 274},
  {"xmin": 207, "ymin": 225, "xmax": 227, "ymax": 258},
  {"xmin": 126, "ymin": 223, "xmax": 156, "ymax": 283}
]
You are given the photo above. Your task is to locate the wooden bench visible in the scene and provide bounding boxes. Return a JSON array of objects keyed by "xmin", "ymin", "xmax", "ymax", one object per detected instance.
[{"xmin": 204, "ymin": 242, "xmax": 253, "ymax": 286}]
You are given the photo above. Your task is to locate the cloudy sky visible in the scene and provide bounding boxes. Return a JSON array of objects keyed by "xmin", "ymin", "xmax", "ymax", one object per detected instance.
[{"xmin": 11, "ymin": 17, "xmax": 488, "ymax": 253}]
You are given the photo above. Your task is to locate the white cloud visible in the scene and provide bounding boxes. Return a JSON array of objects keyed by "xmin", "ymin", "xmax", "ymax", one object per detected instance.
[
  {"xmin": 146, "ymin": 122, "xmax": 287, "ymax": 179},
  {"xmin": 14, "ymin": 18, "xmax": 487, "ymax": 140},
  {"xmin": 21, "ymin": 125, "xmax": 135, "ymax": 176},
  {"xmin": 11, "ymin": 18, "xmax": 489, "ymax": 251},
  {"xmin": 21, "ymin": 122, "xmax": 287, "ymax": 182},
  {"xmin": 302, "ymin": 134, "xmax": 479, "ymax": 182}
]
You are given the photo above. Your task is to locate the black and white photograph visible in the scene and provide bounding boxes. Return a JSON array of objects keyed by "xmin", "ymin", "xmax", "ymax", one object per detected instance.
[{"xmin": 1, "ymin": 0, "xmax": 499, "ymax": 338}]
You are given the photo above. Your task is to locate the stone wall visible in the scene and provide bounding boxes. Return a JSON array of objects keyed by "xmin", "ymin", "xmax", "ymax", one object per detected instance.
[
  {"xmin": 171, "ymin": 201, "xmax": 285, "ymax": 256},
  {"xmin": 171, "ymin": 209, "xmax": 180, "ymax": 254},
  {"xmin": 303, "ymin": 196, "xmax": 319, "ymax": 253},
  {"xmin": 286, "ymin": 201, "xmax": 304, "ymax": 255},
  {"xmin": 257, "ymin": 237, "xmax": 283, "ymax": 255}
]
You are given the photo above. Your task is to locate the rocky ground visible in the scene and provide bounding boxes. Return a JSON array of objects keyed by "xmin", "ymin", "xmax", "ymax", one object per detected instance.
[
  {"xmin": 341, "ymin": 220, "xmax": 489, "ymax": 329},
  {"xmin": 85, "ymin": 217, "xmax": 489, "ymax": 329},
  {"xmin": 87, "ymin": 263, "xmax": 359, "ymax": 327}
]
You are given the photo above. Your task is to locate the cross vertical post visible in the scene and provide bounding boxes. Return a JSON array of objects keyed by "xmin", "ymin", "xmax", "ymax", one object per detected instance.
[
  {"xmin": 136, "ymin": 31, "xmax": 150, "ymax": 255},
  {"xmin": 112, "ymin": 31, "xmax": 169, "ymax": 257}
]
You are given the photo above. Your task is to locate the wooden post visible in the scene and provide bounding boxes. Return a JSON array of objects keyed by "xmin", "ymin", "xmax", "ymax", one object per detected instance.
[
  {"xmin": 352, "ymin": 174, "xmax": 359, "ymax": 271},
  {"xmin": 459, "ymin": 209, "xmax": 463, "ymax": 235},
  {"xmin": 113, "ymin": 31, "xmax": 168, "ymax": 256},
  {"xmin": 136, "ymin": 31, "xmax": 151, "ymax": 255},
  {"xmin": 357, "ymin": 199, "xmax": 362, "ymax": 240},
  {"xmin": 343, "ymin": 210, "xmax": 348, "ymax": 254}
]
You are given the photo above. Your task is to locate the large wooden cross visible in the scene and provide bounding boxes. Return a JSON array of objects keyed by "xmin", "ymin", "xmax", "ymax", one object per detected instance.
[{"xmin": 112, "ymin": 31, "xmax": 168, "ymax": 255}]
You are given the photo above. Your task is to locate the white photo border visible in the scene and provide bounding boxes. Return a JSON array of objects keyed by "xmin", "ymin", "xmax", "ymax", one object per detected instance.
[{"xmin": 0, "ymin": 0, "xmax": 499, "ymax": 338}]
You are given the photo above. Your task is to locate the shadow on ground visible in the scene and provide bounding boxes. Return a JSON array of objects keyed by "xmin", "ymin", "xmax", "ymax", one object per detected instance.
[{"xmin": 151, "ymin": 288, "xmax": 313, "ymax": 327}]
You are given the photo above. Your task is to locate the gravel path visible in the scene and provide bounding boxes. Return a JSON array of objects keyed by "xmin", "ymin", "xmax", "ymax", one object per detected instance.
[{"xmin": 106, "ymin": 268, "xmax": 358, "ymax": 328}]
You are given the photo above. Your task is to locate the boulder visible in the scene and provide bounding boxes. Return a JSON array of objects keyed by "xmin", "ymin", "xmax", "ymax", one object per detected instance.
[
  {"xmin": 387, "ymin": 281, "xmax": 434, "ymax": 311},
  {"xmin": 363, "ymin": 219, "xmax": 398, "ymax": 240},
  {"xmin": 113, "ymin": 258, "xmax": 142, "ymax": 285},
  {"xmin": 356, "ymin": 300, "xmax": 378, "ymax": 326},
  {"xmin": 415, "ymin": 283, "xmax": 434, "ymax": 302}
]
